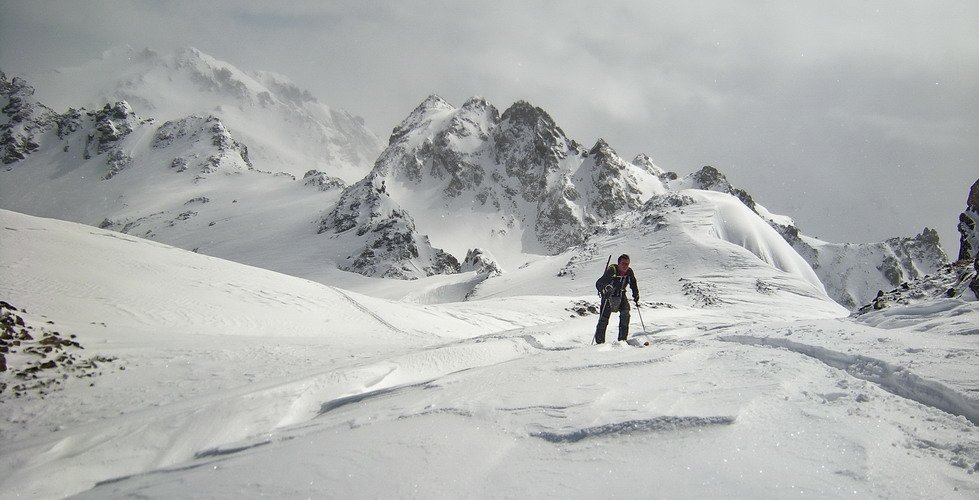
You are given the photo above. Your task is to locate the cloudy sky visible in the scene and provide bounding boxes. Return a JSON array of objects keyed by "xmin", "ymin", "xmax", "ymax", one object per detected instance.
[{"xmin": 1, "ymin": 0, "xmax": 976, "ymax": 253}]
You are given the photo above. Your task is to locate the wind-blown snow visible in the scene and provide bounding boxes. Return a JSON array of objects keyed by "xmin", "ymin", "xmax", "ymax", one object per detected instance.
[
  {"xmin": 1, "ymin": 210, "xmax": 976, "ymax": 499},
  {"xmin": 695, "ymin": 190, "xmax": 826, "ymax": 294},
  {"xmin": 21, "ymin": 46, "xmax": 383, "ymax": 181}
]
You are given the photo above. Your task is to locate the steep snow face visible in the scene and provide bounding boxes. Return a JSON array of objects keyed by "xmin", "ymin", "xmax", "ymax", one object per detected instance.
[
  {"xmin": 469, "ymin": 189, "xmax": 842, "ymax": 322},
  {"xmin": 19, "ymin": 46, "xmax": 382, "ymax": 181},
  {"xmin": 695, "ymin": 190, "xmax": 826, "ymax": 294},
  {"xmin": 677, "ymin": 163, "xmax": 950, "ymax": 309}
]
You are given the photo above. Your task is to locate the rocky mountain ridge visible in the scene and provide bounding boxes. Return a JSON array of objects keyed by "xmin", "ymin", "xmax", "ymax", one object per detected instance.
[
  {"xmin": 0, "ymin": 59, "xmax": 961, "ymax": 309},
  {"xmin": 330, "ymin": 94, "xmax": 668, "ymax": 262},
  {"xmin": 959, "ymin": 179, "xmax": 979, "ymax": 263}
]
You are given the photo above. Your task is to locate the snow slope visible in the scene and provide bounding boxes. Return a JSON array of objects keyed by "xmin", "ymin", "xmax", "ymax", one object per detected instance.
[{"xmin": 1, "ymin": 210, "xmax": 977, "ymax": 498}]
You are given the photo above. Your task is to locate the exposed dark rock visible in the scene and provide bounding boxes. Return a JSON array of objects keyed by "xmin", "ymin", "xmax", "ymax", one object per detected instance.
[
  {"xmin": 1, "ymin": 72, "xmax": 58, "ymax": 164},
  {"xmin": 0, "ymin": 301, "xmax": 119, "ymax": 397},
  {"xmin": 321, "ymin": 175, "xmax": 460, "ymax": 279},
  {"xmin": 958, "ymin": 178, "xmax": 979, "ymax": 262},
  {"xmin": 153, "ymin": 115, "xmax": 252, "ymax": 176},
  {"xmin": 855, "ymin": 259, "xmax": 979, "ymax": 314}
]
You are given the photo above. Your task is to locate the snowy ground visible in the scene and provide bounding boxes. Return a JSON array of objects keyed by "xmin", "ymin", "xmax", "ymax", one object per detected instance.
[{"xmin": 1, "ymin": 209, "xmax": 977, "ymax": 499}]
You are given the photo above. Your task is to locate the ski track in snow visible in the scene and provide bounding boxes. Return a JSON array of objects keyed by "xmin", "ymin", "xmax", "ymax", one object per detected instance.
[
  {"xmin": 720, "ymin": 334, "xmax": 979, "ymax": 425},
  {"xmin": 2, "ymin": 210, "xmax": 978, "ymax": 498}
]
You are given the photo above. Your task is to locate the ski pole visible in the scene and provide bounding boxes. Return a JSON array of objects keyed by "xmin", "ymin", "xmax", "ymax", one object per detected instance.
[{"xmin": 635, "ymin": 300, "xmax": 647, "ymax": 334}]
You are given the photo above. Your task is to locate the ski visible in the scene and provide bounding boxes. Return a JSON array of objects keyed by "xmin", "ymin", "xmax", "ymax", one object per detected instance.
[{"xmin": 626, "ymin": 338, "xmax": 650, "ymax": 347}]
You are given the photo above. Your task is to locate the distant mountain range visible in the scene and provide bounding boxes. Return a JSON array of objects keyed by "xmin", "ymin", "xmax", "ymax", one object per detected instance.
[
  {"xmin": 16, "ymin": 46, "xmax": 382, "ymax": 182},
  {"xmin": 2, "ymin": 47, "xmax": 965, "ymax": 309}
]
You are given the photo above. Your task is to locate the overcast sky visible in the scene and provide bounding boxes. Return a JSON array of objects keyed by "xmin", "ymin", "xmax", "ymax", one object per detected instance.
[{"xmin": 1, "ymin": 0, "xmax": 977, "ymax": 253}]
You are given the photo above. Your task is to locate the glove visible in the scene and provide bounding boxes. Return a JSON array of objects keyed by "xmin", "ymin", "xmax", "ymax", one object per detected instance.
[{"xmin": 634, "ymin": 298, "xmax": 640, "ymax": 307}]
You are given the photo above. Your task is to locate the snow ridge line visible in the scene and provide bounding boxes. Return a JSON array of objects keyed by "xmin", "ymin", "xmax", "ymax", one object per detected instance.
[
  {"xmin": 534, "ymin": 416, "xmax": 736, "ymax": 443},
  {"xmin": 719, "ymin": 335, "xmax": 979, "ymax": 425}
]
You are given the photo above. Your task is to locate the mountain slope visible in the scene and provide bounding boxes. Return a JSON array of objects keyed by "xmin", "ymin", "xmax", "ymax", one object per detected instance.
[
  {"xmin": 2, "ymin": 210, "xmax": 976, "ymax": 499},
  {"xmin": 0, "ymin": 73, "xmax": 470, "ymax": 286},
  {"xmin": 679, "ymin": 164, "xmax": 950, "ymax": 308}
]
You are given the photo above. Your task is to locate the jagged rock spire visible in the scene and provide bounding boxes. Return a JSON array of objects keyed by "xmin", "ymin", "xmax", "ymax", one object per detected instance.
[{"xmin": 958, "ymin": 178, "xmax": 979, "ymax": 261}]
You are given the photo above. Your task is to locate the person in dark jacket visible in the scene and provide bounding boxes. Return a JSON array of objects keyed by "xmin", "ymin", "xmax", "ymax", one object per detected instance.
[{"xmin": 594, "ymin": 254, "xmax": 640, "ymax": 344}]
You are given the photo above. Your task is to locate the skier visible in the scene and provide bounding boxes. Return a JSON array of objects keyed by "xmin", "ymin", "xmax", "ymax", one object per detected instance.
[{"xmin": 594, "ymin": 254, "xmax": 640, "ymax": 344}]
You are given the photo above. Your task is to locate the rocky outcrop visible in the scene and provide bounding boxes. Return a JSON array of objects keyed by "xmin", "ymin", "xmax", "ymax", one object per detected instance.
[
  {"xmin": 461, "ymin": 248, "xmax": 503, "ymax": 276},
  {"xmin": 0, "ymin": 72, "xmax": 58, "ymax": 164},
  {"xmin": 958, "ymin": 178, "xmax": 979, "ymax": 262},
  {"xmin": 631, "ymin": 153, "xmax": 678, "ymax": 184},
  {"xmin": 0, "ymin": 74, "xmax": 156, "ymax": 181},
  {"xmin": 683, "ymin": 165, "xmax": 757, "ymax": 212},
  {"xmin": 85, "ymin": 102, "xmax": 144, "ymax": 179},
  {"xmin": 856, "ymin": 259, "xmax": 978, "ymax": 314},
  {"xmin": 320, "ymin": 175, "xmax": 460, "ymax": 279},
  {"xmin": 153, "ymin": 115, "xmax": 252, "ymax": 178},
  {"xmin": 577, "ymin": 139, "xmax": 661, "ymax": 223},
  {"xmin": 1, "ymin": 301, "xmax": 119, "ymax": 398},
  {"xmin": 303, "ymin": 170, "xmax": 345, "ymax": 191}
]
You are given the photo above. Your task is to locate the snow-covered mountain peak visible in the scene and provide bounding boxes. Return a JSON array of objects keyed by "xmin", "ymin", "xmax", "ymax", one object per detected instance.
[
  {"xmin": 250, "ymin": 70, "xmax": 318, "ymax": 107},
  {"xmin": 587, "ymin": 137, "xmax": 615, "ymax": 157},
  {"xmin": 388, "ymin": 94, "xmax": 457, "ymax": 145},
  {"xmin": 1, "ymin": 72, "xmax": 59, "ymax": 164},
  {"xmin": 495, "ymin": 100, "xmax": 582, "ymax": 156},
  {"xmin": 682, "ymin": 165, "xmax": 734, "ymax": 193},
  {"xmin": 460, "ymin": 95, "xmax": 492, "ymax": 112},
  {"xmin": 631, "ymin": 153, "xmax": 677, "ymax": 182},
  {"xmin": 437, "ymin": 97, "xmax": 500, "ymax": 150}
]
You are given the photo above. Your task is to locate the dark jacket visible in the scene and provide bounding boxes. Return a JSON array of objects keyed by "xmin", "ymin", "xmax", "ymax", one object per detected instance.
[{"xmin": 596, "ymin": 265, "xmax": 639, "ymax": 302}]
